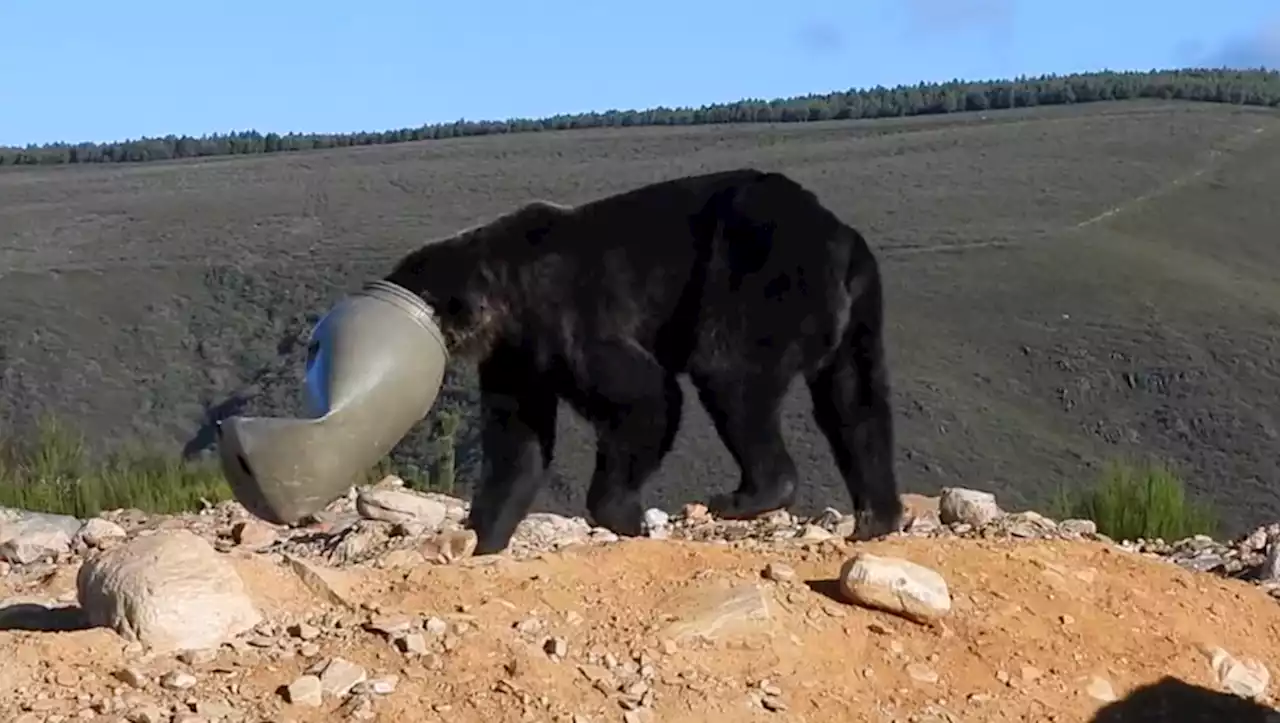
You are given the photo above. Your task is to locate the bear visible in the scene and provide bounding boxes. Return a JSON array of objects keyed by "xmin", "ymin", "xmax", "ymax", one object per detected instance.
[{"xmin": 382, "ymin": 167, "xmax": 903, "ymax": 555}]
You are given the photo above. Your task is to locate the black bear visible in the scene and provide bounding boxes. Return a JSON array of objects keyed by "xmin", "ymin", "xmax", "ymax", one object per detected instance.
[{"xmin": 383, "ymin": 168, "xmax": 903, "ymax": 555}]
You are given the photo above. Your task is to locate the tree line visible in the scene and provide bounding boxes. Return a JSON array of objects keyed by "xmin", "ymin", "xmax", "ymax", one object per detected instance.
[{"xmin": 2, "ymin": 67, "xmax": 1276, "ymax": 167}]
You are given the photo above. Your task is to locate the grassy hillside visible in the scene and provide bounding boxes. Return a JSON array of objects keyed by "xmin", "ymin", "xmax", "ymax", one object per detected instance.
[{"xmin": 2, "ymin": 97, "xmax": 1279, "ymax": 537}]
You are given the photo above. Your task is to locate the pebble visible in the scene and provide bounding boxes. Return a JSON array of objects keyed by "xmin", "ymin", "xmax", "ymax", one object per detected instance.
[
  {"xmin": 1086, "ymin": 675, "xmax": 1117, "ymax": 702},
  {"xmin": 160, "ymin": 671, "xmax": 198, "ymax": 690},
  {"xmin": 231, "ymin": 520, "xmax": 278, "ymax": 549},
  {"xmin": 906, "ymin": 663, "xmax": 939, "ymax": 684},
  {"xmin": 318, "ymin": 657, "xmax": 368, "ymax": 697},
  {"xmin": 397, "ymin": 633, "xmax": 429, "ymax": 655},
  {"xmin": 286, "ymin": 675, "xmax": 324, "ymax": 706},
  {"xmin": 354, "ymin": 676, "xmax": 400, "ymax": 695},
  {"xmin": 763, "ymin": 562, "xmax": 796, "ymax": 583}
]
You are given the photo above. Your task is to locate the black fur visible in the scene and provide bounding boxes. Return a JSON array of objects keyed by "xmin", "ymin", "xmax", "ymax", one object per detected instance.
[{"xmin": 384, "ymin": 168, "xmax": 903, "ymax": 554}]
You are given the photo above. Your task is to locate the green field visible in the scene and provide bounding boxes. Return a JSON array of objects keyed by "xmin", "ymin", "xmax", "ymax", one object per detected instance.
[{"xmin": 2, "ymin": 70, "xmax": 1279, "ymax": 537}]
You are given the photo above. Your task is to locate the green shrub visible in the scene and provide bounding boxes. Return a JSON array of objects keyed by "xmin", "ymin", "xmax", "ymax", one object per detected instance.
[
  {"xmin": 1050, "ymin": 458, "xmax": 1218, "ymax": 541},
  {"xmin": 0, "ymin": 412, "xmax": 465, "ymax": 518}
]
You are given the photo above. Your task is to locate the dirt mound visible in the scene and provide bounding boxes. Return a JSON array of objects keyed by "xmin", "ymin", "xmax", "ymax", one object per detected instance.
[{"xmin": 2, "ymin": 487, "xmax": 1280, "ymax": 722}]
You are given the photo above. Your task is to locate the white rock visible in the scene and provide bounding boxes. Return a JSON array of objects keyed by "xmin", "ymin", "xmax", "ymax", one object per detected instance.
[
  {"xmin": 837, "ymin": 552, "xmax": 951, "ymax": 624},
  {"xmin": 938, "ymin": 488, "xmax": 1003, "ymax": 527},
  {"xmin": 1207, "ymin": 645, "xmax": 1270, "ymax": 699},
  {"xmin": 355, "ymin": 487, "xmax": 448, "ymax": 530},
  {"xmin": 160, "ymin": 670, "xmax": 198, "ymax": 690},
  {"xmin": 1261, "ymin": 541, "xmax": 1280, "ymax": 583},
  {"xmin": 79, "ymin": 518, "xmax": 127, "ymax": 548},
  {"xmin": 0, "ymin": 508, "xmax": 81, "ymax": 564},
  {"xmin": 1086, "ymin": 675, "xmax": 1117, "ymax": 702},
  {"xmin": 514, "ymin": 513, "xmax": 592, "ymax": 549},
  {"xmin": 643, "ymin": 508, "xmax": 670, "ymax": 532},
  {"xmin": 287, "ymin": 675, "xmax": 323, "ymax": 706},
  {"xmin": 1059, "ymin": 519, "xmax": 1098, "ymax": 537},
  {"xmin": 318, "ymin": 657, "xmax": 368, "ymax": 697},
  {"xmin": 76, "ymin": 529, "xmax": 262, "ymax": 653}
]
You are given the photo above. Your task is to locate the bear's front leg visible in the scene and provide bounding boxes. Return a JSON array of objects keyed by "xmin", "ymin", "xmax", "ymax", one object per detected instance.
[
  {"xmin": 466, "ymin": 343, "xmax": 558, "ymax": 556},
  {"xmin": 572, "ymin": 338, "xmax": 684, "ymax": 538}
]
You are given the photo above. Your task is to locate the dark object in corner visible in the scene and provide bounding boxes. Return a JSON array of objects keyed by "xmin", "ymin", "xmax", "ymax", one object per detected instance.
[{"xmin": 1090, "ymin": 675, "xmax": 1279, "ymax": 723}]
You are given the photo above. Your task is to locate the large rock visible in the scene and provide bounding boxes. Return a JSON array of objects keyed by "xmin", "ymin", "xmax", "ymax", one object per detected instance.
[
  {"xmin": 0, "ymin": 507, "xmax": 83, "ymax": 564},
  {"xmin": 837, "ymin": 552, "xmax": 952, "ymax": 624},
  {"xmin": 938, "ymin": 487, "xmax": 1003, "ymax": 527},
  {"xmin": 76, "ymin": 529, "xmax": 262, "ymax": 653},
  {"xmin": 355, "ymin": 487, "xmax": 448, "ymax": 530}
]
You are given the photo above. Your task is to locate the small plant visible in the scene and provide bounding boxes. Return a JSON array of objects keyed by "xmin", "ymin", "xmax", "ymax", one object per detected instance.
[
  {"xmin": 0, "ymin": 414, "xmax": 233, "ymax": 517},
  {"xmin": 0, "ymin": 412, "xmax": 463, "ymax": 519},
  {"xmin": 432, "ymin": 409, "xmax": 461, "ymax": 495},
  {"xmin": 1050, "ymin": 457, "xmax": 1218, "ymax": 541}
]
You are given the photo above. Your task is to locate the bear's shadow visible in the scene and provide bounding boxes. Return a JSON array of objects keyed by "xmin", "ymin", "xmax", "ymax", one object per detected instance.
[
  {"xmin": 1090, "ymin": 676, "xmax": 1278, "ymax": 722},
  {"xmin": 0, "ymin": 602, "xmax": 90, "ymax": 632}
]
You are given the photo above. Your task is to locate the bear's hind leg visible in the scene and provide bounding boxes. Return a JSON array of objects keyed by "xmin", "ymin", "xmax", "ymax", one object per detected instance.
[
  {"xmin": 692, "ymin": 366, "xmax": 800, "ymax": 520},
  {"xmin": 804, "ymin": 278, "xmax": 903, "ymax": 541},
  {"xmin": 467, "ymin": 342, "xmax": 559, "ymax": 555},
  {"xmin": 572, "ymin": 340, "xmax": 684, "ymax": 538}
]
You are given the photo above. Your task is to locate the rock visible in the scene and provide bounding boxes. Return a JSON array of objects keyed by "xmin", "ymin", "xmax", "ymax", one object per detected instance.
[
  {"xmin": 682, "ymin": 503, "xmax": 710, "ymax": 522},
  {"xmin": 290, "ymin": 622, "xmax": 322, "ymax": 640},
  {"xmin": 160, "ymin": 671, "xmax": 198, "ymax": 690},
  {"xmin": 355, "ymin": 487, "xmax": 448, "ymax": 530},
  {"xmin": 194, "ymin": 700, "xmax": 238, "ymax": 719},
  {"xmin": 283, "ymin": 554, "xmax": 360, "ymax": 610},
  {"xmin": 230, "ymin": 520, "xmax": 277, "ymax": 550},
  {"xmin": 0, "ymin": 507, "xmax": 81, "ymax": 564},
  {"xmin": 76, "ymin": 529, "xmax": 262, "ymax": 654},
  {"xmin": 397, "ymin": 633, "xmax": 428, "ymax": 655},
  {"xmin": 116, "ymin": 667, "xmax": 148, "ymax": 688},
  {"xmin": 999, "ymin": 510, "xmax": 1058, "ymax": 538},
  {"xmin": 318, "ymin": 657, "xmax": 368, "ymax": 697},
  {"xmin": 900, "ymin": 494, "xmax": 942, "ymax": 531},
  {"xmin": 1206, "ymin": 645, "xmax": 1271, "ymax": 699},
  {"xmin": 177, "ymin": 649, "xmax": 218, "ymax": 665},
  {"xmin": 365, "ymin": 615, "xmax": 414, "ymax": 637},
  {"xmin": 800, "ymin": 524, "xmax": 836, "ymax": 541},
  {"xmin": 79, "ymin": 518, "xmax": 127, "ymax": 548},
  {"xmin": 513, "ymin": 513, "xmax": 593, "ymax": 550},
  {"xmin": 544, "ymin": 637, "xmax": 568, "ymax": 658},
  {"xmin": 837, "ymin": 552, "xmax": 952, "ymax": 624},
  {"xmin": 1261, "ymin": 542, "xmax": 1280, "ymax": 583},
  {"xmin": 1086, "ymin": 675, "xmax": 1117, "ymax": 702},
  {"xmin": 129, "ymin": 703, "xmax": 170, "ymax": 723},
  {"xmin": 661, "ymin": 582, "xmax": 773, "ymax": 642},
  {"xmin": 286, "ymin": 675, "xmax": 323, "ymax": 706},
  {"xmin": 354, "ymin": 676, "xmax": 399, "ymax": 695},
  {"xmin": 419, "ymin": 529, "xmax": 477, "ymax": 563},
  {"xmin": 1059, "ymin": 519, "xmax": 1098, "ymax": 537},
  {"xmin": 762, "ymin": 562, "xmax": 796, "ymax": 583},
  {"xmin": 643, "ymin": 508, "xmax": 670, "ymax": 535},
  {"xmin": 906, "ymin": 663, "xmax": 938, "ymax": 683},
  {"xmin": 938, "ymin": 488, "xmax": 1002, "ymax": 527}
]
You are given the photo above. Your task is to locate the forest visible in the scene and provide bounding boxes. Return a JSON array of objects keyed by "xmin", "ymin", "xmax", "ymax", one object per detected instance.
[{"xmin": 1, "ymin": 67, "xmax": 1276, "ymax": 167}]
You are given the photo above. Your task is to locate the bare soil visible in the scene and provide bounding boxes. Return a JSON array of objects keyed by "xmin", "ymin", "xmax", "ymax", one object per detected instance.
[{"xmin": 3, "ymin": 532, "xmax": 1280, "ymax": 722}]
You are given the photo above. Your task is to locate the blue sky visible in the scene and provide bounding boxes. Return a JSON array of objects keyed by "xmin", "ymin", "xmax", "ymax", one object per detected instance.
[{"xmin": 2, "ymin": 0, "xmax": 1277, "ymax": 146}]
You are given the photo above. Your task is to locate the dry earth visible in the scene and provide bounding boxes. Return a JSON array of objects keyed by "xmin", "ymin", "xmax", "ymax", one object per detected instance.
[{"xmin": 3, "ymin": 484, "xmax": 1280, "ymax": 722}]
